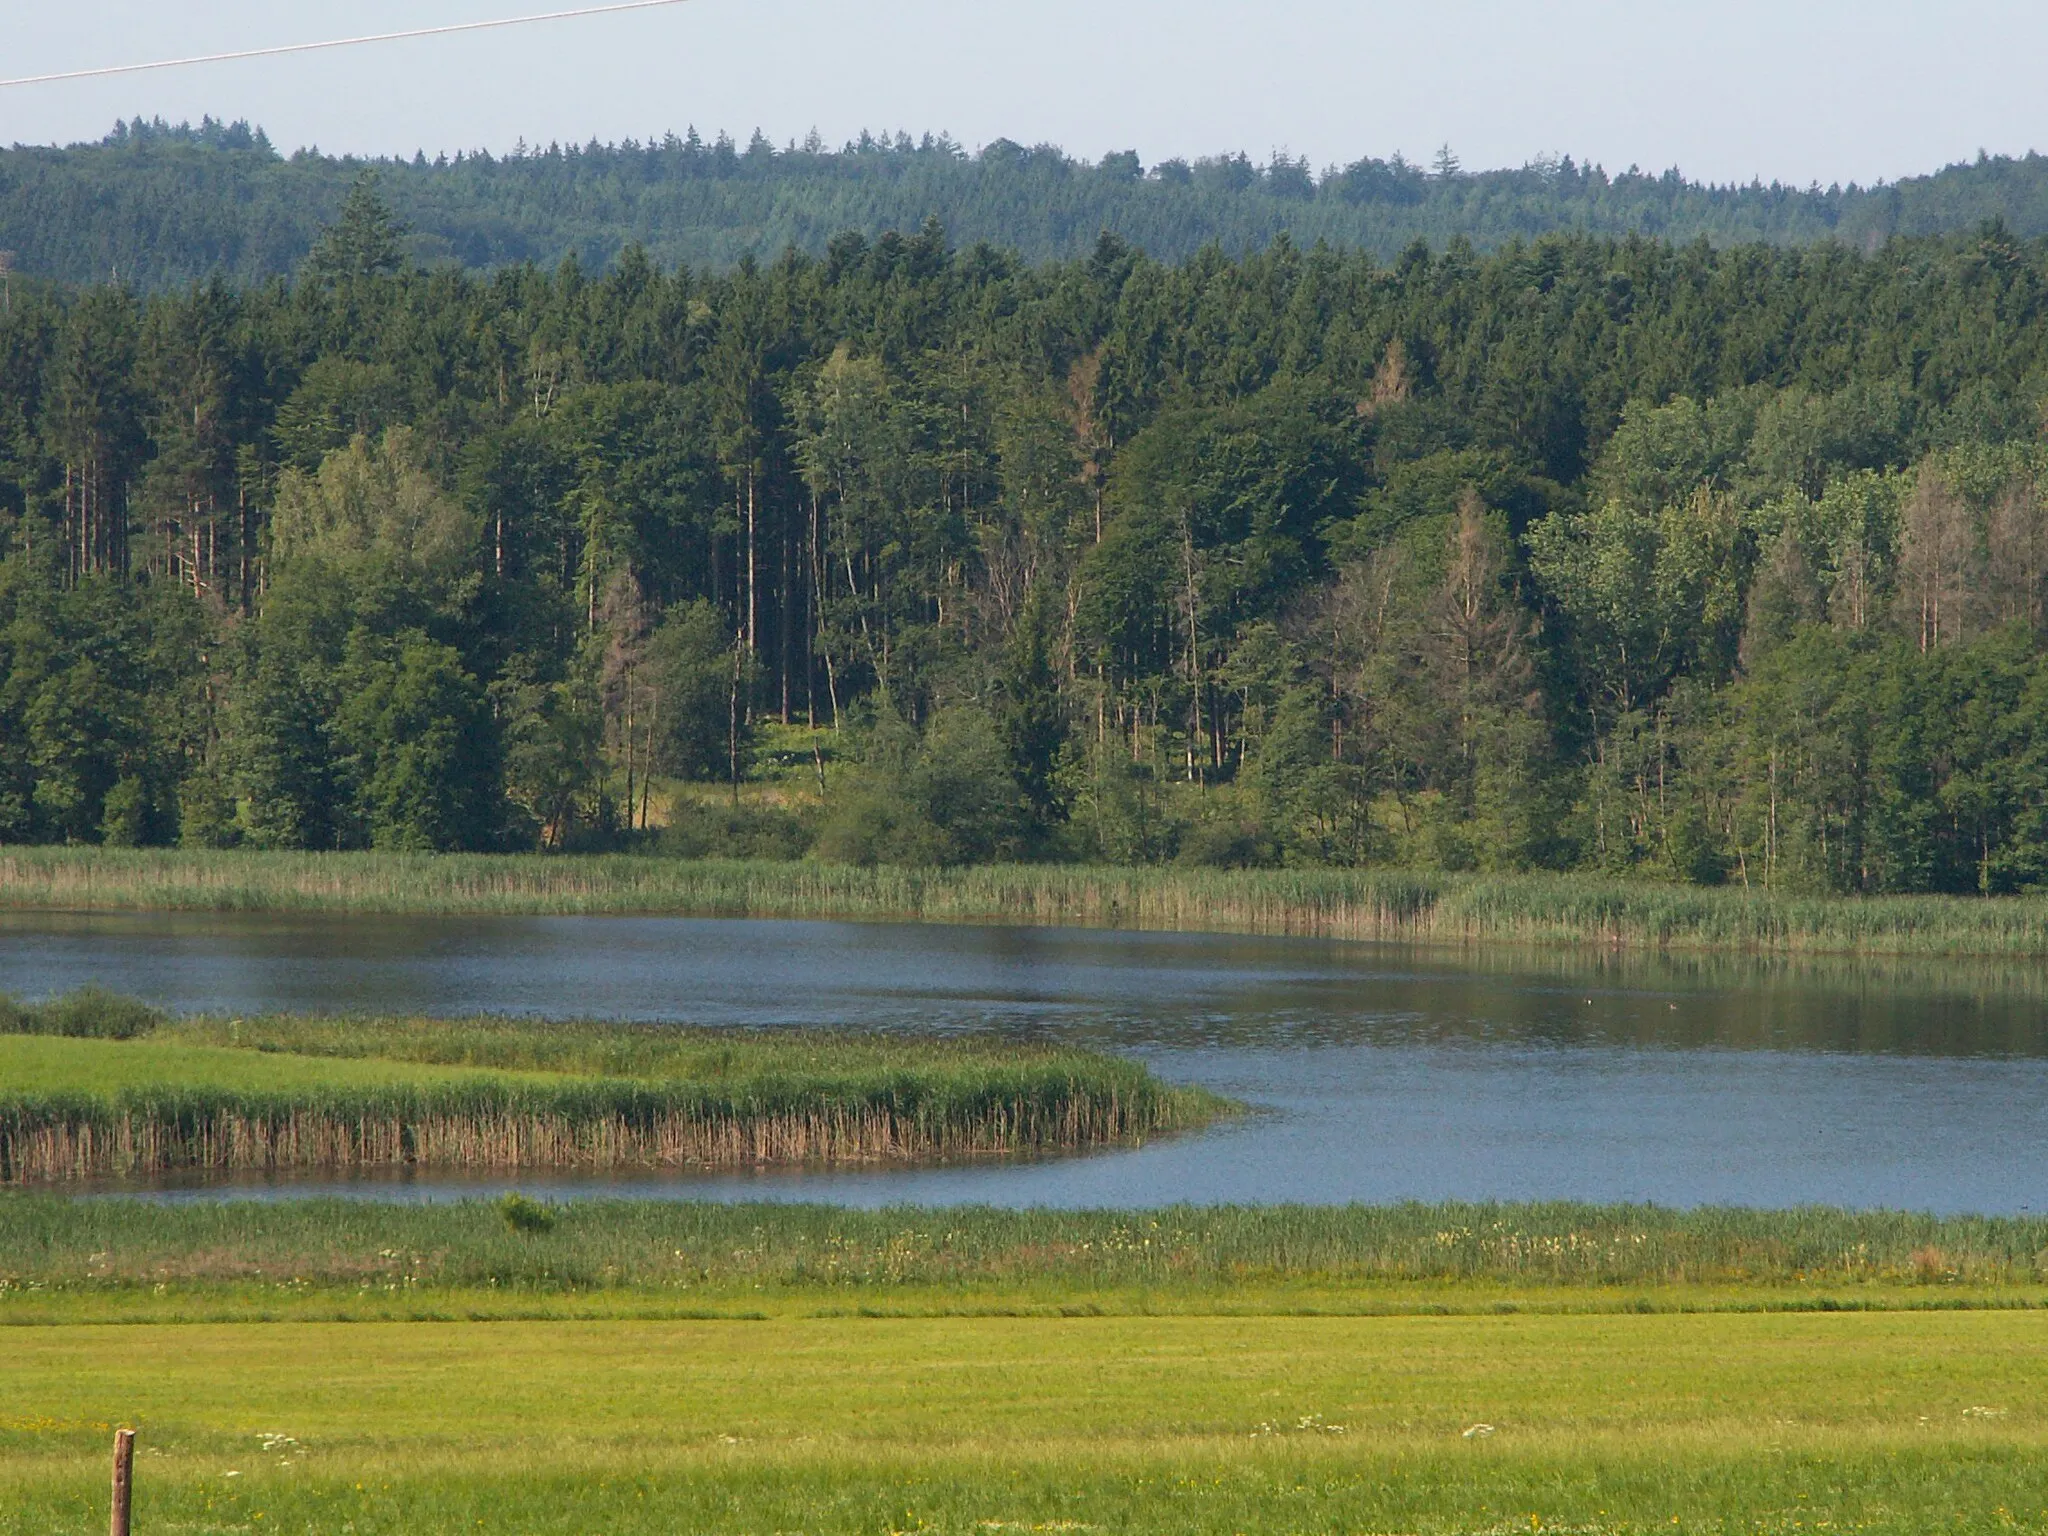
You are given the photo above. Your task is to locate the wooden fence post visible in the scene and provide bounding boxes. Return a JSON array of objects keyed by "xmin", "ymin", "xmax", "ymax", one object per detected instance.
[{"xmin": 110, "ymin": 1428, "xmax": 136, "ymax": 1536}]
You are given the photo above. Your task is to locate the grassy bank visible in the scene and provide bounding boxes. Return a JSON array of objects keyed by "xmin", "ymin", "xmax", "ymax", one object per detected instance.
[
  {"xmin": 11, "ymin": 847, "xmax": 2048, "ymax": 955},
  {"xmin": 10, "ymin": 1199, "xmax": 2044, "ymax": 1533},
  {"xmin": 4, "ymin": 1197, "xmax": 2047, "ymax": 1321},
  {"xmin": 0, "ymin": 1001, "xmax": 1218, "ymax": 1183},
  {"xmin": 5, "ymin": 1307, "xmax": 2045, "ymax": 1535}
]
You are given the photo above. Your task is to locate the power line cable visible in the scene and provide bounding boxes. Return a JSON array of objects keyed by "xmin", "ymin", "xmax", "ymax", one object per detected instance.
[{"xmin": 0, "ymin": 0, "xmax": 697, "ymax": 89}]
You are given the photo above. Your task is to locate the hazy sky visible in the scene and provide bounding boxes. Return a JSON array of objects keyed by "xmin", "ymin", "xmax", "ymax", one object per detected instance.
[{"xmin": 3, "ymin": 0, "xmax": 2044, "ymax": 186}]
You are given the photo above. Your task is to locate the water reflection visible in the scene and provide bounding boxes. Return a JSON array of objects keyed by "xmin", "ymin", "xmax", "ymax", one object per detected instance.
[{"xmin": 4, "ymin": 907, "xmax": 2047, "ymax": 1057}]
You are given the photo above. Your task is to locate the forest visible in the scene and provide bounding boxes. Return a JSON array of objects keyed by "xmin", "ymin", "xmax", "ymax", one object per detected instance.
[
  {"xmin": 12, "ymin": 117, "xmax": 2048, "ymax": 287},
  {"xmin": 5, "ymin": 179, "xmax": 2048, "ymax": 894}
]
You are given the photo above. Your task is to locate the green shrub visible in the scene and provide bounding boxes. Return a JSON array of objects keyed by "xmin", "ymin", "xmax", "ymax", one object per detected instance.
[
  {"xmin": 1177, "ymin": 816, "xmax": 1282, "ymax": 869},
  {"xmin": 659, "ymin": 800, "xmax": 814, "ymax": 860},
  {"xmin": 498, "ymin": 1192, "xmax": 557, "ymax": 1234},
  {"xmin": 816, "ymin": 708, "xmax": 1033, "ymax": 867},
  {"xmin": 0, "ymin": 986, "xmax": 165, "ymax": 1040}
]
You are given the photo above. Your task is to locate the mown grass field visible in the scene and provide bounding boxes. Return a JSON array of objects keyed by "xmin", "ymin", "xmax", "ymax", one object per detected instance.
[
  {"xmin": 4, "ymin": 1307, "xmax": 2045, "ymax": 1535},
  {"xmin": 12, "ymin": 846, "xmax": 2048, "ymax": 956}
]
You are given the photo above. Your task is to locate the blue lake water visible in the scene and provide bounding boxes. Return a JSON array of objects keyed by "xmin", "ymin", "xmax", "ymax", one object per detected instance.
[{"xmin": 4, "ymin": 908, "xmax": 2046, "ymax": 1212}]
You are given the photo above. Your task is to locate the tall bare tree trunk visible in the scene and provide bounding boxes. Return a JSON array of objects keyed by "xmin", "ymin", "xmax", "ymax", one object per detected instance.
[{"xmin": 745, "ymin": 466, "xmax": 758, "ymax": 660}]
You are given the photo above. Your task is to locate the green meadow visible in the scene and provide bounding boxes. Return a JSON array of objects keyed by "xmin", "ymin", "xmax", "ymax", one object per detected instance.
[
  {"xmin": 7, "ymin": 1186, "xmax": 2048, "ymax": 1532},
  {"xmin": 4, "ymin": 1295, "xmax": 2046, "ymax": 1534},
  {"xmin": 0, "ymin": 1034, "xmax": 568, "ymax": 1097}
]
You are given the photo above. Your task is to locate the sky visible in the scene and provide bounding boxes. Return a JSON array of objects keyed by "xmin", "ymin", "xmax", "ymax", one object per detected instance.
[{"xmin": 1, "ymin": 0, "xmax": 2044, "ymax": 187}]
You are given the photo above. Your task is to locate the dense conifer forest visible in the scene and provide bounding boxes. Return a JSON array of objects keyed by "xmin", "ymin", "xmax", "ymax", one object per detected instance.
[
  {"xmin": 6, "ymin": 172, "xmax": 2048, "ymax": 893},
  {"xmin": 12, "ymin": 118, "xmax": 2048, "ymax": 287}
]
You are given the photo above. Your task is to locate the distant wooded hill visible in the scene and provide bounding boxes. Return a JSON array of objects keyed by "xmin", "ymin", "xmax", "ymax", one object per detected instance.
[{"xmin": 7, "ymin": 117, "xmax": 2048, "ymax": 288}]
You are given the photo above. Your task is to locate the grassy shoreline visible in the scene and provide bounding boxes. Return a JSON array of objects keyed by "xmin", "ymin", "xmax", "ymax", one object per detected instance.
[
  {"xmin": 9, "ymin": 847, "xmax": 2048, "ymax": 956},
  {"xmin": 0, "ymin": 1003, "xmax": 1220, "ymax": 1184},
  {"xmin": 5, "ymin": 1197, "xmax": 2046, "ymax": 1321}
]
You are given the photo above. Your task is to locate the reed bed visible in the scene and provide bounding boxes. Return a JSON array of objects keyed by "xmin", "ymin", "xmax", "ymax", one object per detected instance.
[
  {"xmin": 4, "ymin": 1197, "xmax": 2047, "ymax": 1296},
  {"xmin": 9, "ymin": 848, "xmax": 2048, "ymax": 955},
  {"xmin": 0, "ymin": 1007, "xmax": 1218, "ymax": 1183},
  {"xmin": 0, "ymin": 1081, "xmax": 1175, "ymax": 1182}
]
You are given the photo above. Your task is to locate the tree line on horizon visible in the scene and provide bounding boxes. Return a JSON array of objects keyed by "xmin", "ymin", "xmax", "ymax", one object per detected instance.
[
  {"xmin": 9, "ymin": 116, "xmax": 2048, "ymax": 289},
  {"xmin": 5, "ymin": 183, "xmax": 2048, "ymax": 893}
]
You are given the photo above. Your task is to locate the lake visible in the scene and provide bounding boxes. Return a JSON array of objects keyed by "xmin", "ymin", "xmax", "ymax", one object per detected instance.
[{"xmin": 4, "ymin": 908, "xmax": 2046, "ymax": 1212}]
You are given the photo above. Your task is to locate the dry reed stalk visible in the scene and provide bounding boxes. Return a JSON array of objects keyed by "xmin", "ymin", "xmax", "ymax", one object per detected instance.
[{"xmin": 0, "ymin": 1094, "xmax": 1153, "ymax": 1182}]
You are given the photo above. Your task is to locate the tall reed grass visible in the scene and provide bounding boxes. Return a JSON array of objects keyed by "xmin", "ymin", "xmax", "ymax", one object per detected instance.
[
  {"xmin": 4, "ymin": 1197, "xmax": 2044, "ymax": 1294},
  {"xmin": 0, "ymin": 1006, "xmax": 1219, "ymax": 1183},
  {"xmin": 8, "ymin": 848, "xmax": 2048, "ymax": 955},
  {"xmin": 0, "ymin": 1075, "xmax": 1178, "ymax": 1182}
]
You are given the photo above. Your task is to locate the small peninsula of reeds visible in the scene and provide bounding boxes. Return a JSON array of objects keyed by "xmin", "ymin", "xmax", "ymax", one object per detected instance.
[
  {"xmin": 0, "ymin": 991, "xmax": 1221, "ymax": 1184},
  {"xmin": 10, "ymin": 848, "xmax": 2048, "ymax": 957}
]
